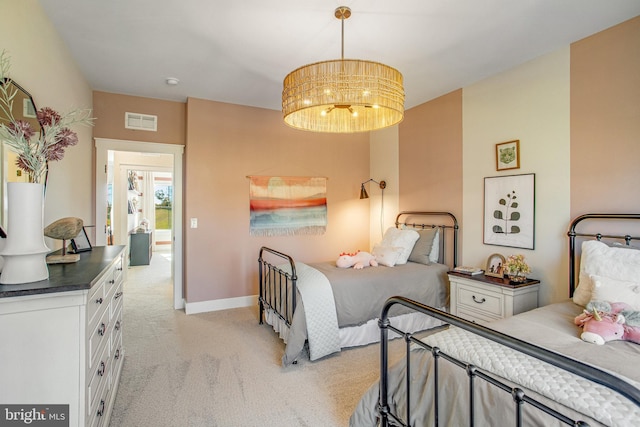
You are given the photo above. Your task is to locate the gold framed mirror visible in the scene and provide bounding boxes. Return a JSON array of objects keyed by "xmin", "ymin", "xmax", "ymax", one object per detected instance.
[{"xmin": 0, "ymin": 78, "xmax": 41, "ymax": 228}]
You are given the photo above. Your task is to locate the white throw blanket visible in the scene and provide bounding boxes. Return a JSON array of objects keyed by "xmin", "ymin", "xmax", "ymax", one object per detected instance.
[
  {"xmin": 283, "ymin": 262, "xmax": 341, "ymax": 361},
  {"xmin": 420, "ymin": 327, "xmax": 640, "ymax": 426}
]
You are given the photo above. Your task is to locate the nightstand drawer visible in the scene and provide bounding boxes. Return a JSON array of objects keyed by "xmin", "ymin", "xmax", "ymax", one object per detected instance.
[
  {"xmin": 457, "ymin": 308, "xmax": 497, "ymax": 325},
  {"xmin": 448, "ymin": 272, "xmax": 540, "ymax": 322},
  {"xmin": 457, "ymin": 284, "xmax": 503, "ymax": 317}
]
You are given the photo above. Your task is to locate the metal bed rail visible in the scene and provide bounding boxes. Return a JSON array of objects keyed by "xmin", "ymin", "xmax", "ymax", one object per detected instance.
[
  {"xmin": 378, "ymin": 296, "xmax": 640, "ymax": 427},
  {"xmin": 258, "ymin": 246, "xmax": 297, "ymax": 326}
]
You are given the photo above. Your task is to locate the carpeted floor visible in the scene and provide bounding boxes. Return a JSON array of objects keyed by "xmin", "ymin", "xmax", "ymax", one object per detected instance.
[{"xmin": 109, "ymin": 251, "xmax": 422, "ymax": 426}]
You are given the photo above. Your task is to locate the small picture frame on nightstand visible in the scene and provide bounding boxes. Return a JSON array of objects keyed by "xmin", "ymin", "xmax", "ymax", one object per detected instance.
[
  {"xmin": 485, "ymin": 253, "xmax": 506, "ymax": 278},
  {"xmin": 70, "ymin": 227, "xmax": 92, "ymax": 253}
]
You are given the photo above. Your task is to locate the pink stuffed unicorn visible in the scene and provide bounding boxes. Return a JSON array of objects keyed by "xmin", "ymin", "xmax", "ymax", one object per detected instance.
[
  {"xmin": 336, "ymin": 251, "xmax": 378, "ymax": 269},
  {"xmin": 574, "ymin": 301, "xmax": 640, "ymax": 345}
]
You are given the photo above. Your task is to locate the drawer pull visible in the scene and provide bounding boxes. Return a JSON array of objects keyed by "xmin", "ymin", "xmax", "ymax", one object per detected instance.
[
  {"xmin": 95, "ymin": 297, "xmax": 103, "ymax": 305},
  {"xmin": 98, "ymin": 323, "xmax": 106, "ymax": 336},
  {"xmin": 115, "ymin": 320, "xmax": 121, "ymax": 331},
  {"xmin": 115, "ymin": 349, "xmax": 121, "ymax": 360},
  {"xmin": 114, "ymin": 291, "xmax": 123, "ymax": 300},
  {"xmin": 472, "ymin": 295, "xmax": 486, "ymax": 304},
  {"xmin": 97, "ymin": 400, "xmax": 105, "ymax": 417},
  {"xmin": 109, "ymin": 279, "xmax": 115, "ymax": 285},
  {"xmin": 98, "ymin": 361, "xmax": 106, "ymax": 376}
]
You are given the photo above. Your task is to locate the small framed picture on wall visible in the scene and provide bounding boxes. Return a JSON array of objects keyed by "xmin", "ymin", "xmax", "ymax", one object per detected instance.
[{"xmin": 496, "ymin": 140, "xmax": 520, "ymax": 171}]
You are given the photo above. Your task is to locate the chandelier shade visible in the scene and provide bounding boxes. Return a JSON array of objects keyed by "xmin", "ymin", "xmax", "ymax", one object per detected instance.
[{"xmin": 282, "ymin": 7, "xmax": 405, "ymax": 133}]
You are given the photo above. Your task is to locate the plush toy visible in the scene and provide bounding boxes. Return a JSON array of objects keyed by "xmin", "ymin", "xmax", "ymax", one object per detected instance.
[
  {"xmin": 336, "ymin": 251, "xmax": 378, "ymax": 269},
  {"xmin": 574, "ymin": 301, "xmax": 640, "ymax": 345},
  {"xmin": 620, "ymin": 309, "xmax": 640, "ymax": 343}
]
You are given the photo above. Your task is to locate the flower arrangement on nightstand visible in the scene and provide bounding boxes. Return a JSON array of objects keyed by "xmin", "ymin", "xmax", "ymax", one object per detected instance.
[{"xmin": 504, "ymin": 254, "xmax": 531, "ymax": 283}]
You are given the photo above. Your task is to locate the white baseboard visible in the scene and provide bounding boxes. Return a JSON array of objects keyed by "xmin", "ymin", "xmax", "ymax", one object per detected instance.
[{"xmin": 184, "ymin": 295, "xmax": 257, "ymax": 315}]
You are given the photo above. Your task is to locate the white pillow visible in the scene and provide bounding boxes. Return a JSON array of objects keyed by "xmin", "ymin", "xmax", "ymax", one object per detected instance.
[
  {"xmin": 372, "ymin": 245, "xmax": 403, "ymax": 267},
  {"xmin": 429, "ymin": 229, "xmax": 440, "ymax": 264},
  {"xmin": 380, "ymin": 227, "xmax": 420, "ymax": 265},
  {"xmin": 591, "ymin": 274, "xmax": 640, "ymax": 311},
  {"xmin": 573, "ymin": 240, "xmax": 640, "ymax": 306}
]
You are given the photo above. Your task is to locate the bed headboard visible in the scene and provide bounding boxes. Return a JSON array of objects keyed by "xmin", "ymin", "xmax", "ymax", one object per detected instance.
[
  {"xmin": 395, "ymin": 211, "xmax": 459, "ymax": 268},
  {"xmin": 567, "ymin": 213, "xmax": 640, "ymax": 296}
]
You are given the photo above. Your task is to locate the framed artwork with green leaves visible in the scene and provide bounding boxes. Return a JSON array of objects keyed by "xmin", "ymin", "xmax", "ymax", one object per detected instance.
[
  {"xmin": 483, "ymin": 173, "xmax": 535, "ymax": 249},
  {"xmin": 496, "ymin": 140, "xmax": 520, "ymax": 171}
]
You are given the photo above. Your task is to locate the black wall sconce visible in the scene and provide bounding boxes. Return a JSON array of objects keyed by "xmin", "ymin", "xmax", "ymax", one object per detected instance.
[{"xmin": 360, "ymin": 179, "xmax": 386, "ymax": 199}]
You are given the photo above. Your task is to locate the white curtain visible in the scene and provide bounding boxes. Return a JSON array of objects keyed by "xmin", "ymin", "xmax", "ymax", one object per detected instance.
[{"xmin": 141, "ymin": 171, "xmax": 156, "ymax": 247}]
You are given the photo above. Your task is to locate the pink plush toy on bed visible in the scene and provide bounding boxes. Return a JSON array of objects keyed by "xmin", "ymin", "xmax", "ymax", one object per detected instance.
[
  {"xmin": 336, "ymin": 251, "xmax": 378, "ymax": 269},
  {"xmin": 574, "ymin": 301, "xmax": 640, "ymax": 345}
]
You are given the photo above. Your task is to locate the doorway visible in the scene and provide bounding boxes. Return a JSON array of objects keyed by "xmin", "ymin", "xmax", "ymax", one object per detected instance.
[{"xmin": 95, "ymin": 138, "xmax": 184, "ymax": 310}]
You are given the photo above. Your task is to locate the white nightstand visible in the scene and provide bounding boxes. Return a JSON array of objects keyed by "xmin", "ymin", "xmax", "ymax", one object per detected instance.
[{"xmin": 448, "ymin": 271, "xmax": 540, "ymax": 324}]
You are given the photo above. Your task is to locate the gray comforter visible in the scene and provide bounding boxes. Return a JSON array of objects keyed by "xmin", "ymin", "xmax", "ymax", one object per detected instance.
[
  {"xmin": 312, "ymin": 261, "xmax": 450, "ymax": 327},
  {"xmin": 350, "ymin": 301, "xmax": 640, "ymax": 426},
  {"xmin": 281, "ymin": 261, "xmax": 450, "ymax": 366}
]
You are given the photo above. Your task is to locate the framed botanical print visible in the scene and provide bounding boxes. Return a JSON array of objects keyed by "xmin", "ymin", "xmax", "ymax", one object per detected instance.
[
  {"xmin": 484, "ymin": 173, "xmax": 535, "ymax": 250},
  {"xmin": 496, "ymin": 140, "xmax": 520, "ymax": 171}
]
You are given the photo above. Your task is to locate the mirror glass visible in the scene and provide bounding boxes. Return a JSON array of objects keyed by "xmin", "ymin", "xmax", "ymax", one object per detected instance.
[{"xmin": 0, "ymin": 79, "xmax": 41, "ymax": 228}]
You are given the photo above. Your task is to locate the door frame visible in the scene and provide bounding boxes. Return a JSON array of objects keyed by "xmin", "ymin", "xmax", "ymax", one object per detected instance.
[{"xmin": 95, "ymin": 138, "xmax": 185, "ymax": 310}]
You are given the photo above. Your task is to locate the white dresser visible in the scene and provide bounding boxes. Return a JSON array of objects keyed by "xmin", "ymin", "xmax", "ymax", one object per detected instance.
[
  {"xmin": 448, "ymin": 271, "xmax": 540, "ymax": 325},
  {"xmin": 0, "ymin": 246, "xmax": 126, "ymax": 427}
]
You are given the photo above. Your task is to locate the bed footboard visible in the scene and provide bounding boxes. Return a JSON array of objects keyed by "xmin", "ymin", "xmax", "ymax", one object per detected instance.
[
  {"xmin": 258, "ymin": 247, "xmax": 297, "ymax": 326},
  {"xmin": 377, "ymin": 297, "xmax": 640, "ymax": 427}
]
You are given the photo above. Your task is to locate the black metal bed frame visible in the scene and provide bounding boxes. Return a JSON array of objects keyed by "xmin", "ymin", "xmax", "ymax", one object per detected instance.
[
  {"xmin": 377, "ymin": 213, "xmax": 640, "ymax": 427},
  {"xmin": 258, "ymin": 211, "xmax": 459, "ymax": 327}
]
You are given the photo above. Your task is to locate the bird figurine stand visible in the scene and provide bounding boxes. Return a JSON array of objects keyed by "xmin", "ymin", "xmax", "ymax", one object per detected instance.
[{"xmin": 44, "ymin": 217, "xmax": 83, "ymax": 264}]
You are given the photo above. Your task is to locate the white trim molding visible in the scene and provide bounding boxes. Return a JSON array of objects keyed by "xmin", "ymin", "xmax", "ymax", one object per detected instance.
[
  {"xmin": 95, "ymin": 138, "xmax": 185, "ymax": 310},
  {"xmin": 185, "ymin": 295, "xmax": 258, "ymax": 315}
]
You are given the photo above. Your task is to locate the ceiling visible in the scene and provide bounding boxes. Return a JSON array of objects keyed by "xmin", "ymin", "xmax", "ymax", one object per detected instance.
[{"xmin": 38, "ymin": 0, "xmax": 640, "ymax": 111}]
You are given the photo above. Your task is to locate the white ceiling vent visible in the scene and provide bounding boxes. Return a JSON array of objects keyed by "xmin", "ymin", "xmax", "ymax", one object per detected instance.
[{"xmin": 125, "ymin": 112, "xmax": 157, "ymax": 131}]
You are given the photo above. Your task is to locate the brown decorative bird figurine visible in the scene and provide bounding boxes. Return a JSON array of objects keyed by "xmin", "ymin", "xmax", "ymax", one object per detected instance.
[{"xmin": 44, "ymin": 217, "xmax": 83, "ymax": 264}]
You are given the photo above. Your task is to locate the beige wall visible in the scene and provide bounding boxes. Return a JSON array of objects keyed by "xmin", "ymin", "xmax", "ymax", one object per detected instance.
[
  {"xmin": 1, "ymin": 0, "xmax": 94, "ymax": 247},
  {"xmin": 399, "ymin": 90, "xmax": 463, "ymax": 224},
  {"xmin": 369, "ymin": 126, "xmax": 400, "ymax": 246},
  {"xmin": 93, "ymin": 91, "xmax": 185, "ymax": 145},
  {"xmin": 570, "ymin": 16, "xmax": 640, "ymax": 216},
  {"xmin": 184, "ymin": 98, "xmax": 369, "ymax": 303},
  {"xmin": 462, "ymin": 48, "xmax": 571, "ymax": 305}
]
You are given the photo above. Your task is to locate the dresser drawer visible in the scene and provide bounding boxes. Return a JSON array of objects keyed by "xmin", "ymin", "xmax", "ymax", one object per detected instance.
[
  {"xmin": 457, "ymin": 284, "xmax": 504, "ymax": 317},
  {"xmin": 88, "ymin": 372, "xmax": 111, "ymax": 427},
  {"xmin": 110, "ymin": 281, "xmax": 123, "ymax": 320},
  {"xmin": 88, "ymin": 306, "xmax": 110, "ymax": 372},
  {"xmin": 87, "ymin": 281, "xmax": 107, "ymax": 327},
  {"xmin": 111, "ymin": 305, "xmax": 123, "ymax": 351},
  {"xmin": 113, "ymin": 254, "xmax": 124, "ymax": 285},
  {"xmin": 87, "ymin": 343, "xmax": 110, "ymax": 414},
  {"xmin": 111, "ymin": 332, "xmax": 124, "ymax": 371}
]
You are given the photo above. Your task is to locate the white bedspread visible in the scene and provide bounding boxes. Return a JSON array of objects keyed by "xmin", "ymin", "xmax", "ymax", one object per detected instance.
[{"xmin": 421, "ymin": 327, "xmax": 640, "ymax": 426}]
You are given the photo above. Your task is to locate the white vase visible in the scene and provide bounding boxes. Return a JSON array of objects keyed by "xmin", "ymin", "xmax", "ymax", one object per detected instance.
[{"xmin": 0, "ymin": 182, "xmax": 50, "ymax": 284}]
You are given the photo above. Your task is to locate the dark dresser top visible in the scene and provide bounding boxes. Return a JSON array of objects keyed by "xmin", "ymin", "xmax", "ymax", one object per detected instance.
[{"xmin": 0, "ymin": 245, "xmax": 126, "ymax": 298}]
